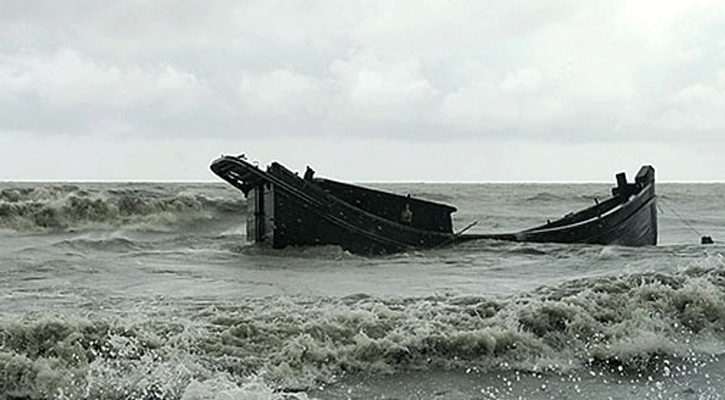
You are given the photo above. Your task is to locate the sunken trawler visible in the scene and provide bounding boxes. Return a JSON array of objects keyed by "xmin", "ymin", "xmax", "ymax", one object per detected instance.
[{"xmin": 210, "ymin": 154, "xmax": 657, "ymax": 255}]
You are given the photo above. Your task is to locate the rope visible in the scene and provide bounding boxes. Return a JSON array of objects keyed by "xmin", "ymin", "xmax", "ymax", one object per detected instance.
[{"xmin": 658, "ymin": 197, "xmax": 702, "ymax": 238}]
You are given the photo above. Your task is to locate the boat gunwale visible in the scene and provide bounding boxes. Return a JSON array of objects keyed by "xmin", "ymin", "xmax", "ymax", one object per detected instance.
[{"xmin": 522, "ymin": 182, "xmax": 654, "ymax": 235}]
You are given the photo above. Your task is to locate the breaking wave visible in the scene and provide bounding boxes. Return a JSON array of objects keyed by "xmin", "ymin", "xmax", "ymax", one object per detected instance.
[
  {"xmin": 2, "ymin": 255, "xmax": 725, "ymax": 398},
  {"xmin": 0, "ymin": 184, "xmax": 245, "ymax": 232}
]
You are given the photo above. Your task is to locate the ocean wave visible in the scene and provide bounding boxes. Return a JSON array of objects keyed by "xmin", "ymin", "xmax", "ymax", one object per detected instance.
[
  {"xmin": 231, "ymin": 243, "xmax": 358, "ymax": 260},
  {"xmin": 0, "ymin": 184, "xmax": 245, "ymax": 232},
  {"xmin": 54, "ymin": 237, "xmax": 146, "ymax": 253},
  {"xmin": 523, "ymin": 192, "xmax": 565, "ymax": 203},
  {"xmin": 200, "ymin": 268, "xmax": 725, "ymax": 389},
  {"xmin": 190, "ymin": 259, "xmax": 724, "ymax": 389},
  {"xmin": 3, "ymin": 258, "xmax": 725, "ymax": 398},
  {"xmin": 0, "ymin": 315, "xmax": 308, "ymax": 400},
  {"xmin": 0, "ymin": 317, "xmax": 149, "ymax": 399}
]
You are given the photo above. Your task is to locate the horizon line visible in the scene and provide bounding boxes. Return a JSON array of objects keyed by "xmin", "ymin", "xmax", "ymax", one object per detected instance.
[{"xmin": 1, "ymin": 179, "xmax": 723, "ymax": 184}]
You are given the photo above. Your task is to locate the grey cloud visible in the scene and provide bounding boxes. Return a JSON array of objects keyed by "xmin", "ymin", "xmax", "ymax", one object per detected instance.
[{"xmin": 1, "ymin": 0, "xmax": 724, "ymax": 146}]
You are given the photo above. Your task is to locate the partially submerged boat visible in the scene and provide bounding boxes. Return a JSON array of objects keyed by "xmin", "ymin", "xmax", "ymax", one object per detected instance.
[
  {"xmin": 210, "ymin": 154, "xmax": 657, "ymax": 254},
  {"xmin": 480, "ymin": 166, "xmax": 658, "ymax": 247}
]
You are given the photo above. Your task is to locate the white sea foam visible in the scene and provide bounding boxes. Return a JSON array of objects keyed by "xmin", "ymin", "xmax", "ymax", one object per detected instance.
[{"xmin": 3, "ymin": 261, "xmax": 725, "ymax": 398}]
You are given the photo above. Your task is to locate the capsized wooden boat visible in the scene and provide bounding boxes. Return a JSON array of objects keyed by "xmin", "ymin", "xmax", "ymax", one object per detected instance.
[{"xmin": 210, "ymin": 154, "xmax": 657, "ymax": 254}]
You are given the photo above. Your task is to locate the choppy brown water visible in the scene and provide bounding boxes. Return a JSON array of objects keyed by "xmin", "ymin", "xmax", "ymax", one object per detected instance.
[{"xmin": 1, "ymin": 181, "xmax": 724, "ymax": 399}]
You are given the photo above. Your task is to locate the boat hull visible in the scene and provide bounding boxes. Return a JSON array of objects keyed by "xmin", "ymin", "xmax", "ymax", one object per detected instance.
[
  {"xmin": 211, "ymin": 156, "xmax": 458, "ymax": 254},
  {"xmin": 516, "ymin": 183, "xmax": 656, "ymax": 246},
  {"xmin": 211, "ymin": 155, "xmax": 658, "ymax": 254},
  {"xmin": 466, "ymin": 166, "xmax": 657, "ymax": 247}
]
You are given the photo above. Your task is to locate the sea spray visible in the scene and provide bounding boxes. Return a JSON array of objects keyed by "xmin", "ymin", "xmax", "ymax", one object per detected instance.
[
  {"xmin": 195, "ymin": 264, "xmax": 725, "ymax": 389},
  {"xmin": 3, "ymin": 264, "xmax": 725, "ymax": 398}
]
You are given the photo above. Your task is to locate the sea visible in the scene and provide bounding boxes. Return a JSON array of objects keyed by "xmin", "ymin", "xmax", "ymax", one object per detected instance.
[{"xmin": 1, "ymin": 179, "xmax": 725, "ymax": 400}]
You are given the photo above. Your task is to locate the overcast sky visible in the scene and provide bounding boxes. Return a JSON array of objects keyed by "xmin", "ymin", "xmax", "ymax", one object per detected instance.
[{"xmin": 1, "ymin": 0, "xmax": 724, "ymax": 182}]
